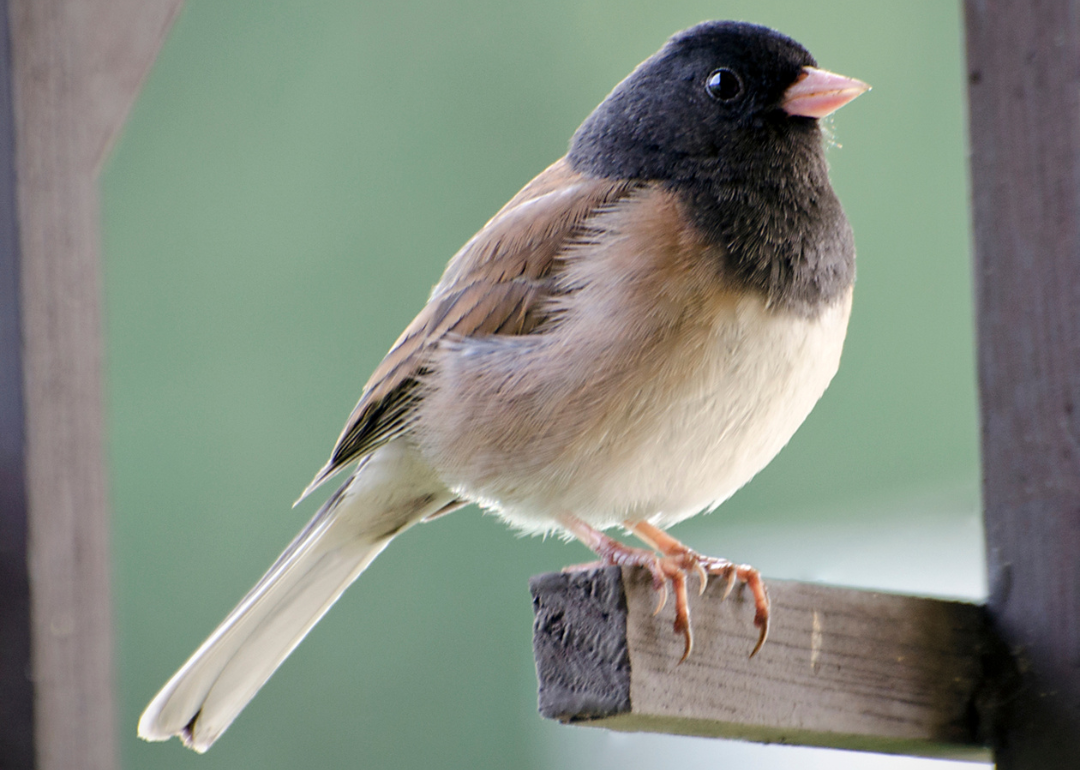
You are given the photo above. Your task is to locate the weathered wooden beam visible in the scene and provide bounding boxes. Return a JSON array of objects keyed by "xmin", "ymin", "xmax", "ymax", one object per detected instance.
[
  {"xmin": 3, "ymin": 1, "xmax": 182, "ymax": 768},
  {"xmin": 532, "ymin": 566, "xmax": 996, "ymax": 762},
  {"xmin": 965, "ymin": 2, "xmax": 1080, "ymax": 768}
]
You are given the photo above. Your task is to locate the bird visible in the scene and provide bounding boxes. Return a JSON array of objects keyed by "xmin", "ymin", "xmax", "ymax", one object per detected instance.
[{"xmin": 138, "ymin": 20, "xmax": 868, "ymax": 752}]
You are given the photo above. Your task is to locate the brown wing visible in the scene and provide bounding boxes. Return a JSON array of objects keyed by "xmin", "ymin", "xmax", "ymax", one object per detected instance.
[{"xmin": 298, "ymin": 158, "xmax": 635, "ymax": 500}]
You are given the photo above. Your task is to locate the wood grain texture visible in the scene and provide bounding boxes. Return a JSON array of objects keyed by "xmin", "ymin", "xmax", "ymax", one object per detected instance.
[
  {"xmin": 965, "ymin": 2, "xmax": 1080, "ymax": 767},
  {"xmin": 6, "ymin": 1, "xmax": 183, "ymax": 767},
  {"xmin": 532, "ymin": 567, "xmax": 994, "ymax": 761}
]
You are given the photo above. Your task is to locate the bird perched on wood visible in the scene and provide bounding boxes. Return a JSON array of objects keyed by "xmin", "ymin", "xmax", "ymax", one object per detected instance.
[{"xmin": 139, "ymin": 20, "xmax": 867, "ymax": 752}]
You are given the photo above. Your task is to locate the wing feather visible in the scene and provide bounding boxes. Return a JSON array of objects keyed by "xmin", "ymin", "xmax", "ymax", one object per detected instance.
[{"xmin": 298, "ymin": 159, "xmax": 635, "ymax": 501}]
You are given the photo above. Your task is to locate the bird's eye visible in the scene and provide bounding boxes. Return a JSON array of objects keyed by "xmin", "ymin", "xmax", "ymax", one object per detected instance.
[{"xmin": 705, "ymin": 68, "xmax": 743, "ymax": 101}]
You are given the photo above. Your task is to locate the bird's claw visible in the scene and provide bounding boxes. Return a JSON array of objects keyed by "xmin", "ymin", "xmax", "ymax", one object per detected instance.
[
  {"xmin": 558, "ymin": 514, "xmax": 770, "ymax": 661},
  {"xmin": 625, "ymin": 521, "xmax": 771, "ymax": 660}
]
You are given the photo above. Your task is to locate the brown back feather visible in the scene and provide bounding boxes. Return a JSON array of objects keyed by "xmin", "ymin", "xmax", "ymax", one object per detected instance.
[{"xmin": 299, "ymin": 158, "xmax": 635, "ymax": 499}]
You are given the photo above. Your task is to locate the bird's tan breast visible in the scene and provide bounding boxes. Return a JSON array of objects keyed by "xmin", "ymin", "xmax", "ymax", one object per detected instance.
[
  {"xmin": 412, "ymin": 185, "xmax": 853, "ymax": 533},
  {"xmin": 606, "ymin": 286, "xmax": 853, "ymax": 529}
]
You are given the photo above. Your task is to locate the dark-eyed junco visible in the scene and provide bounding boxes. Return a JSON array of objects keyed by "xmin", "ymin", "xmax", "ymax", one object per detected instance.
[{"xmin": 139, "ymin": 20, "xmax": 867, "ymax": 752}]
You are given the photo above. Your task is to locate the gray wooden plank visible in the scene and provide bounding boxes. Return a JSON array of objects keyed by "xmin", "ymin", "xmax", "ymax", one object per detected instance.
[{"xmin": 533, "ymin": 567, "xmax": 995, "ymax": 762}]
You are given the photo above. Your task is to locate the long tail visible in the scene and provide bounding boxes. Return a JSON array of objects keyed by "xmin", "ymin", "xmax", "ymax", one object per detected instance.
[{"xmin": 137, "ymin": 441, "xmax": 455, "ymax": 752}]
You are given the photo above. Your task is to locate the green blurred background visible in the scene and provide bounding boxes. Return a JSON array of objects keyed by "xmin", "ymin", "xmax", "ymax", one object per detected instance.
[{"xmin": 103, "ymin": 1, "xmax": 984, "ymax": 768}]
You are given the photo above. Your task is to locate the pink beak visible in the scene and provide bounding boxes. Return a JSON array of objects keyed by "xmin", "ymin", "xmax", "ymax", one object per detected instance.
[{"xmin": 781, "ymin": 66, "xmax": 869, "ymax": 119}]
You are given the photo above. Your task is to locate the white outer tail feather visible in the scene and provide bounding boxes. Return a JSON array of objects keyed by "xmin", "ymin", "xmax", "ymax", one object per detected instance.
[{"xmin": 137, "ymin": 441, "xmax": 453, "ymax": 752}]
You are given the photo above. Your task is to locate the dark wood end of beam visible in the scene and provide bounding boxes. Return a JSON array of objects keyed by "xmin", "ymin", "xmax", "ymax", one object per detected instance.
[
  {"xmin": 532, "ymin": 567, "xmax": 1002, "ymax": 762},
  {"xmin": 530, "ymin": 567, "xmax": 631, "ymax": 722}
]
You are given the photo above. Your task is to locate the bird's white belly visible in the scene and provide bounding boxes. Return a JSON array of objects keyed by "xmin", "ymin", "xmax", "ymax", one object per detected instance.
[{"xmin": 484, "ymin": 289, "xmax": 852, "ymax": 534}]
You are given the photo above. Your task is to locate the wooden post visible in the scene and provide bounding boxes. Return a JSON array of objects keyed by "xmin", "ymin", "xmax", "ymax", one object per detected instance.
[
  {"xmin": 0, "ymin": 2, "xmax": 182, "ymax": 767},
  {"xmin": 965, "ymin": 1, "xmax": 1080, "ymax": 767}
]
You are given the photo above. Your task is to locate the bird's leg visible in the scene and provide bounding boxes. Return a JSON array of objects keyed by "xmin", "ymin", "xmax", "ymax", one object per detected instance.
[
  {"xmin": 626, "ymin": 520, "xmax": 770, "ymax": 658},
  {"xmin": 558, "ymin": 514, "xmax": 693, "ymax": 660}
]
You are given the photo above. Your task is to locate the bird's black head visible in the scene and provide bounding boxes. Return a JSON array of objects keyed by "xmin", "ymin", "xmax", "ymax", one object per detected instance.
[
  {"xmin": 568, "ymin": 21, "xmax": 819, "ymax": 182},
  {"xmin": 568, "ymin": 21, "xmax": 859, "ymax": 316}
]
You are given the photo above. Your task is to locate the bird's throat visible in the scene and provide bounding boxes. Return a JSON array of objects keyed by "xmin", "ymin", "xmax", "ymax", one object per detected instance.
[{"xmin": 676, "ymin": 133, "xmax": 856, "ymax": 317}]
